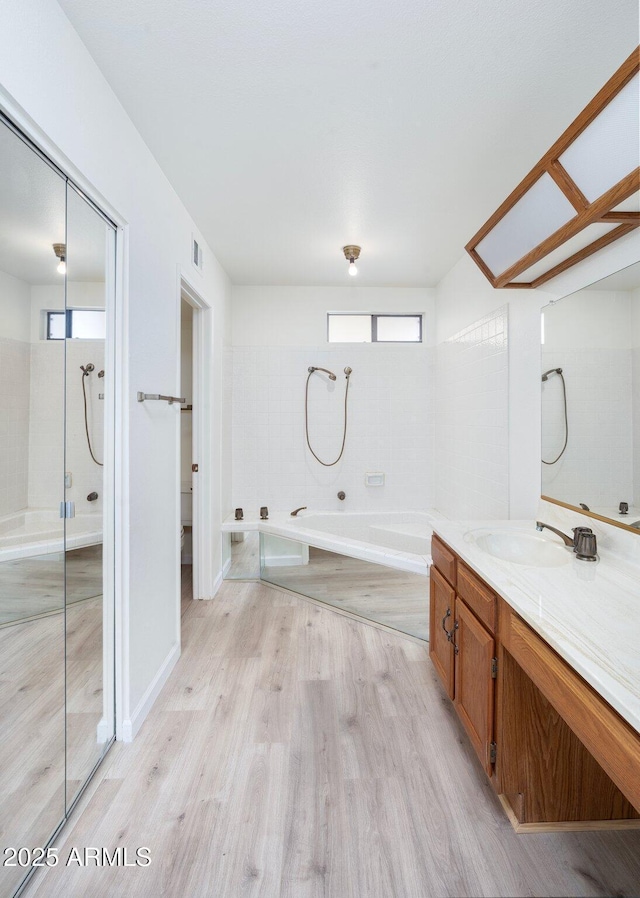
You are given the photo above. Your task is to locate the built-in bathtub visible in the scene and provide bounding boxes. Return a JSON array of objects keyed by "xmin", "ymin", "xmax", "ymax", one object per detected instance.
[
  {"xmin": 0, "ymin": 509, "xmax": 102, "ymax": 563},
  {"xmin": 222, "ymin": 509, "xmax": 443, "ymax": 575},
  {"xmin": 222, "ymin": 509, "xmax": 442, "ymax": 640}
]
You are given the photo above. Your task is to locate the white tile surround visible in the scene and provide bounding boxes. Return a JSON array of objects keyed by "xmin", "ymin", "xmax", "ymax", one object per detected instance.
[
  {"xmin": 541, "ymin": 347, "xmax": 634, "ymax": 507},
  {"xmin": 434, "ymin": 306, "xmax": 509, "ymax": 520},
  {"xmin": 231, "ymin": 343, "xmax": 434, "ymax": 514},
  {"xmin": 0, "ymin": 338, "xmax": 31, "ymax": 516},
  {"xmin": 28, "ymin": 340, "xmax": 105, "ymax": 515}
]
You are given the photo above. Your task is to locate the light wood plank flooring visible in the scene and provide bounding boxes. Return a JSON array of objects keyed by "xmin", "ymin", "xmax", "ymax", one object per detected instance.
[{"xmin": 26, "ymin": 580, "xmax": 640, "ymax": 898}]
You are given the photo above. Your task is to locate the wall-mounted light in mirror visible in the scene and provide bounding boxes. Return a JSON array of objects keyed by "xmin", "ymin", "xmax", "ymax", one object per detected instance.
[{"xmin": 541, "ymin": 260, "xmax": 640, "ymax": 532}]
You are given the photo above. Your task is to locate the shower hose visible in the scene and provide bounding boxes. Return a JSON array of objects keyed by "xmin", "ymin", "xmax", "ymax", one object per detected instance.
[{"xmin": 304, "ymin": 370, "xmax": 350, "ymax": 466}]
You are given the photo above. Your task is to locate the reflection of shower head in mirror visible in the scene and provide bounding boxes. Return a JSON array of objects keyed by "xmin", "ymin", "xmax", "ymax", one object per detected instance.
[{"xmin": 541, "ymin": 367, "xmax": 562, "ymax": 382}]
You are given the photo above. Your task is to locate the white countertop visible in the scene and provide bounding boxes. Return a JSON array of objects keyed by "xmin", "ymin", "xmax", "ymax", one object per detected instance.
[{"xmin": 432, "ymin": 519, "xmax": 640, "ymax": 735}]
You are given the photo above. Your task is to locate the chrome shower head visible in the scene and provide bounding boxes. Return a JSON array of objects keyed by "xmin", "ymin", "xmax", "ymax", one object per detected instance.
[
  {"xmin": 541, "ymin": 367, "xmax": 562, "ymax": 382},
  {"xmin": 308, "ymin": 366, "xmax": 337, "ymax": 381},
  {"xmin": 344, "ymin": 367, "xmax": 352, "ymax": 377}
]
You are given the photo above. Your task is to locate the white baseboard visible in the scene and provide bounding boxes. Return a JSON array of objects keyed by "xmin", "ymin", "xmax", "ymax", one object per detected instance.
[
  {"xmin": 96, "ymin": 717, "xmax": 112, "ymax": 744},
  {"xmin": 212, "ymin": 570, "xmax": 223, "ymax": 596},
  {"xmin": 120, "ymin": 642, "xmax": 180, "ymax": 743},
  {"xmin": 222, "ymin": 556, "xmax": 231, "ymax": 579}
]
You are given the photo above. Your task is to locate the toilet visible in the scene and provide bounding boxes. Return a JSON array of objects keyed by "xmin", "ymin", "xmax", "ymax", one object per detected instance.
[{"xmin": 180, "ymin": 482, "xmax": 193, "ymax": 559}]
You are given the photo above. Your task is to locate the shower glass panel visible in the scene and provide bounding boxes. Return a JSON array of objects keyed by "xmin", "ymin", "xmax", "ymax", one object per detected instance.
[
  {"xmin": 0, "ymin": 119, "xmax": 67, "ymax": 898},
  {"xmin": 64, "ymin": 185, "xmax": 115, "ymax": 810},
  {"xmin": 259, "ymin": 534, "xmax": 429, "ymax": 640}
]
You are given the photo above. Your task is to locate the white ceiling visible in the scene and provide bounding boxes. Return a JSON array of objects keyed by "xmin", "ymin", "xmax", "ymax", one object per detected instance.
[{"xmin": 57, "ymin": 0, "xmax": 638, "ymax": 287}]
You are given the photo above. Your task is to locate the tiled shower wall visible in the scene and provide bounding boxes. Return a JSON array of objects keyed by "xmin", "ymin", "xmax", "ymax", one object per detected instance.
[
  {"xmin": 28, "ymin": 340, "xmax": 105, "ymax": 514},
  {"xmin": 434, "ymin": 306, "xmax": 509, "ymax": 519},
  {"xmin": 541, "ymin": 347, "xmax": 634, "ymax": 508},
  {"xmin": 0, "ymin": 338, "xmax": 31, "ymax": 516},
  {"xmin": 231, "ymin": 344, "xmax": 434, "ymax": 514}
]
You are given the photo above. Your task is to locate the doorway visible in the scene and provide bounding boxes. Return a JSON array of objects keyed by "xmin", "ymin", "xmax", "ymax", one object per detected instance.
[{"xmin": 180, "ymin": 298, "xmax": 194, "ymax": 613}]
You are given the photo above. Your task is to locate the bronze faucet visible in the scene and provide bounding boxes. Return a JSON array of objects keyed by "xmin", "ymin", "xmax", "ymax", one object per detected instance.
[{"xmin": 290, "ymin": 506, "xmax": 307, "ymax": 516}]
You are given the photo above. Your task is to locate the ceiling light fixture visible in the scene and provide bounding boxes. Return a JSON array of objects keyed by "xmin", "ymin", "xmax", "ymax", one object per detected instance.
[
  {"xmin": 466, "ymin": 46, "xmax": 640, "ymax": 289},
  {"xmin": 343, "ymin": 245, "xmax": 361, "ymax": 277},
  {"xmin": 53, "ymin": 243, "xmax": 66, "ymax": 275}
]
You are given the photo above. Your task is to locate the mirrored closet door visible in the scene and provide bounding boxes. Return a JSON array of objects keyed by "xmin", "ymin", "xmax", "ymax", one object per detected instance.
[{"xmin": 0, "ymin": 115, "xmax": 115, "ymax": 898}]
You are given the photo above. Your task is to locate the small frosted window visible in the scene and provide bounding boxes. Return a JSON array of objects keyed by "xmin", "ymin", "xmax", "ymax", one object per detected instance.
[
  {"xmin": 328, "ymin": 314, "xmax": 371, "ymax": 342},
  {"xmin": 375, "ymin": 315, "xmax": 422, "ymax": 342},
  {"xmin": 46, "ymin": 310, "xmax": 106, "ymax": 340},
  {"xmin": 71, "ymin": 310, "xmax": 105, "ymax": 339},
  {"xmin": 327, "ymin": 313, "xmax": 423, "ymax": 343},
  {"xmin": 47, "ymin": 312, "xmax": 66, "ymax": 340}
]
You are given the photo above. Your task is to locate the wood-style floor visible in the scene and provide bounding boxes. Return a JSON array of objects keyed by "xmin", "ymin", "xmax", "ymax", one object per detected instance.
[{"xmin": 26, "ymin": 573, "xmax": 640, "ymax": 898}]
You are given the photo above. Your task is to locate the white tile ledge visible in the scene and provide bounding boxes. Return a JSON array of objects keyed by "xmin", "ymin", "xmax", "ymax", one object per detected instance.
[{"xmin": 432, "ymin": 517, "xmax": 640, "ymax": 735}]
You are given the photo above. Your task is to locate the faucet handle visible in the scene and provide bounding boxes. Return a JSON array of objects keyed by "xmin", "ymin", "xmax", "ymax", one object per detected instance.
[{"xmin": 575, "ymin": 530, "xmax": 598, "ymax": 561}]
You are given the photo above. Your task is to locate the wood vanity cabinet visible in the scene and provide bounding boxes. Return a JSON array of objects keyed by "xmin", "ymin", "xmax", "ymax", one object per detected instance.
[
  {"xmin": 429, "ymin": 535, "xmax": 497, "ymax": 777},
  {"xmin": 429, "ymin": 534, "xmax": 640, "ymax": 831}
]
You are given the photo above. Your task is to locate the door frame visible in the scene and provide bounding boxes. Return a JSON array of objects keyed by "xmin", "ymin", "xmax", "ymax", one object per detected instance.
[{"xmin": 177, "ymin": 270, "xmax": 212, "ymax": 610}]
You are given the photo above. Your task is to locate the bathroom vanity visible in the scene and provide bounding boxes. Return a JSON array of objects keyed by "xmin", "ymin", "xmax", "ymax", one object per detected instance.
[{"xmin": 429, "ymin": 528, "xmax": 640, "ymax": 831}]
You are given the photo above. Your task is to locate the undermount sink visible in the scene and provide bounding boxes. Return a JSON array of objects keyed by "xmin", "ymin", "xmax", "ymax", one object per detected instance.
[{"xmin": 467, "ymin": 528, "xmax": 571, "ymax": 567}]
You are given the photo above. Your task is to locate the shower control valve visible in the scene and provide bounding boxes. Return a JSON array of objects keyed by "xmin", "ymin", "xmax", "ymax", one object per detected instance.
[
  {"xmin": 337, "ymin": 491, "xmax": 345, "ymax": 501},
  {"xmin": 87, "ymin": 492, "xmax": 99, "ymax": 502}
]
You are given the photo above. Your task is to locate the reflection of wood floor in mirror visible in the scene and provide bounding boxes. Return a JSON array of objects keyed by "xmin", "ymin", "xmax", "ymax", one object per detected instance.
[
  {"xmin": 25, "ymin": 580, "xmax": 640, "ymax": 898},
  {"xmin": 228, "ymin": 530, "xmax": 260, "ymax": 578},
  {"xmin": 0, "ymin": 545, "xmax": 103, "ymax": 625},
  {"xmin": 0, "ymin": 592, "xmax": 108, "ymax": 898},
  {"xmin": 263, "ymin": 547, "xmax": 428, "ymax": 640}
]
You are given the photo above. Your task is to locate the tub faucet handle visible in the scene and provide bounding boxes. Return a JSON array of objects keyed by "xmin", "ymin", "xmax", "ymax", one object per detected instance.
[
  {"xmin": 260, "ymin": 506, "xmax": 269, "ymax": 520},
  {"xmin": 87, "ymin": 492, "xmax": 99, "ymax": 502},
  {"xmin": 337, "ymin": 491, "xmax": 345, "ymax": 501}
]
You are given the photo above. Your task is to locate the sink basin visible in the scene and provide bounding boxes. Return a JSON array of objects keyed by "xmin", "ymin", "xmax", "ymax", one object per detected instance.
[{"xmin": 467, "ymin": 528, "xmax": 571, "ymax": 567}]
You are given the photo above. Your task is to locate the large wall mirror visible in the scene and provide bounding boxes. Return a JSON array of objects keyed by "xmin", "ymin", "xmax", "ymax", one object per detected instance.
[{"xmin": 541, "ymin": 261, "xmax": 640, "ymax": 532}]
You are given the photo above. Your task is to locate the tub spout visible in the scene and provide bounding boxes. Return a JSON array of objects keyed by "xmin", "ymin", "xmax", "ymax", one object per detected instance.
[{"xmin": 290, "ymin": 506, "xmax": 307, "ymax": 516}]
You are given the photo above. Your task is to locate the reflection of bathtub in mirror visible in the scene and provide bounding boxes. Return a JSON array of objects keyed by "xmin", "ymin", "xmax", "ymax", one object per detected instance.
[{"xmin": 0, "ymin": 508, "xmax": 102, "ymax": 562}]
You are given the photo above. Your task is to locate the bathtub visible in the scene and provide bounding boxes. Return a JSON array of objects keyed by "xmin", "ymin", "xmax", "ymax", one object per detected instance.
[
  {"xmin": 0, "ymin": 509, "xmax": 102, "ymax": 563},
  {"xmin": 222, "ymin": 509, "xmax": 443, "ymax": 575}
]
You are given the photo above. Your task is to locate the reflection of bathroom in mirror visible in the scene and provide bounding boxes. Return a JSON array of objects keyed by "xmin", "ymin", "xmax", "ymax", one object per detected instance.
[{"xmin": 541, "ymin": 261, "xmax": 640, "ymax": 531}]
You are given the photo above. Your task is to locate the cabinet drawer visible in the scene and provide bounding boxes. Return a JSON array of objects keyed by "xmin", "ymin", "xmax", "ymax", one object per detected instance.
[
  {"xmin": 457, "ymin": 562, "xmax": 496, "ymax": 634},
  {"xmin": 431, "ymin": 535, "xmax": 456, "ymax": 588}
]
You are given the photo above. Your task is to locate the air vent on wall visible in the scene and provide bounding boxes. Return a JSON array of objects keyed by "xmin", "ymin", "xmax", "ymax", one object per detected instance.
[{"xmin": 192, "ymin": 235, "xmax": 204, "ymax": 273}]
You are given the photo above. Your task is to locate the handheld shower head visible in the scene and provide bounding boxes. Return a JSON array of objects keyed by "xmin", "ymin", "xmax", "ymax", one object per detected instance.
[
  {"xmin": 308, "ymin": 366, "xmax": 337, "ymax": 381},
  {"xmin": 344, "ymin": 367, "xmax": 352, "ymax": 377},
  {"xmin": 541, "ymin": 367, "xmax": 562, "ymax": 382},
  {"xmin": 80, "ymin": 362, "xmax": 95, "ymax": 376}
]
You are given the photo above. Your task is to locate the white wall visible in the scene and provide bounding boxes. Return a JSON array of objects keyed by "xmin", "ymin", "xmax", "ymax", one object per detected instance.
[
  {"xmin": 0, "ymin": 270, "xmax": 31, "ymax": 516},
  {"xmin": 435, "ymin": 306, "xmax": 509, "ymax": 519},
  {"xmin": 435, "ymin": 255, "xmax": 549, "ymax": 520},
  {"xmin": 0, "ymin": 0, "xmax": 231, "ymax": 738},
  {"xmin": 0, "ymin": 269, "xmax": 31, "ymax": 341},
  {"xmin": 231, "ymin": 286, "xmax": 435, "ymax": 513}
]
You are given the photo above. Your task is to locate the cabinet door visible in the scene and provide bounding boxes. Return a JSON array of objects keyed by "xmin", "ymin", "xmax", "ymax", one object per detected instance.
[
  {"xmin": 454, "ymin": 598, "xmax": 495, "ymax": 776},
  {"xmin": 429, "ymin": 566, "xmax": 455, "ymax": 699}
]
